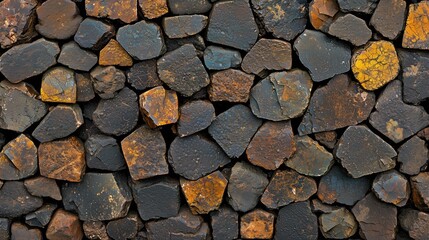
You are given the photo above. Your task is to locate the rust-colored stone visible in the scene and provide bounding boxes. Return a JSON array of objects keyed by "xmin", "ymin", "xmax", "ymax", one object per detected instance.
[
  {"xmin": 83, "ymin": 221, "xmax": 109, "ymax": 240},
  {"xmin": 403, "ymin": 2, "xmax": 429, "ymax": 50},
  {"xmin": 411, "ymin": 172, "xmax": 429, "ymax": 211},
  {"xmin": 372, "ymin": 170, "xmax": 410, "ymax": 207},
  {"xmin": 41, "ymin": 67, "xmax": 77, "ymax": 103},
  {"xmin": 139, "ymin": 86, "xmax": 179, "ymax": 128},
  {"xmin": 11, "ymin": 222, "xmax": 42, "ymax": 240},
  {"xmin": 38, "ymin": 136, "xmax": 85, "ymax": 182},
  {"xmin": 309, "ymin": 0, "xmax": 339, "ymax": 32},
  {"xmin": 24, "ymin": 176, "xmax": 62, "ymax": 201},
  {"xmin": 314, "ymin": 131, "xmax": 337, "ymax": 149},
  {"xmin": 85, "ymin": 0, "xmax": 137, "ymax": 24},
  {"xmin": 99, "ymin": 39, "xmax": 133, "ymax": 67},
  {"xmin": 180, "ymin": 171, "xmax": 227, "ymax": 214},
  {"xmin": 208, "ymin": 69, "xmax": 254, "ymax": 103},
  {"xmin": 139, "ymin": 0, "xmax": 168, "ymax": 19},
  {"xmin": 46, "ymin": 209, "xmax": 83, "ymax": 240},
  {"xmin": 240, "ymin": 209, "xmax": 275, "ymax": 239}
]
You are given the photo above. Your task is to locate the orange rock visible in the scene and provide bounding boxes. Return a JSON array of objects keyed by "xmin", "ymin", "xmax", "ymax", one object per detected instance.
[
  {"xmin": 180, "ymin": 171, "xmax": 228, "ymax": 214},
  {"xmin": 402, "ymin": 2, "xmax": 429, "ymax": 50},
  {"xmin": 46, "ymin": 209, "xmax": 83, "ymax": 240},
  {"xmin": 99, "ymin": 39, "xmax": 133, "ymax": 67},
  {"xmin": 309, "ymin": 0, "xmax": 339, "ymax": 31},
  {"xmin": 240, "ymin": 209, "xmax": 275, "ymax": 239},
  {"xmin": 139, "ymin": 0, "xmax": 168, "ymax": 19},
  {"xmin": 139, "ymin": 86, "xmax": 179, "ymax": 128},
  {"xmin": 208, "ymin": 69, "xmax": 254, "ymax": 103},
  {"xmin": 41, "ymin": 66, "xmax": 77, "ymax": 103},
  {"xmin": 85, "ymin": 0, "xmax": 137, "ymax": 24}
]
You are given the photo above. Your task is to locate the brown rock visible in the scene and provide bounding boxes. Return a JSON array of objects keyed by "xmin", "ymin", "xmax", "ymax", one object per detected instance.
[
  {"xmin": 41, "ymin": 67, "xmax": 77, "ymax": 103},
  {"xmin": 38, "ymin": 136, "xmax": 86, "ymax": 182},
  {"xmin": 83, "ymin": 221, "xmax": 109, "ymax": 240},
  {"xmin": 11, "ymin": 222, "xmax": 42, "ymax": 240},
  {"xmin": 309, "ymin": 0, "xmax": 339, "ymax": 32},
  {"xmin": 24, "ymin": 176, "xmax": 62, "ymax": 201},
  {"xmin": 398, "ymin": 136, "xmax": 428, "ymax": 175},
  {"xmin": 180, "ymin": 171, "xmax": 227, "ymax": 214},
  {"xmin": 90, "ymin": 66, "xmax": 126, "ymax": 99},
  {"xmin": 314, "ymin": 131, "xmax": 337, "ymax": 149},
  {"xmin": 240, "ymin": 209, "xmax": 275, "ymax": 239},
  {"xmin": 402, "ymin": 2, "xmax": 429, "ymax": 50},
  {"xmin": 139, "ymin": 0, "xmax": 168, "ymax": 19},
  {"xmin": 370, "ymin": 0, "xmax": 406, "ymax": 40},
  {"xmin": 208, "ymin": 69, "xmax": 254, "ymax": 103},
  {"xmin": 399, "ymin": 209, "xmax": 429, "ymax": 240},
  {"xmin": 319, "ymin": 208, "xmax": 358, "ymax": 239},
  {"xmin": 126, "ymin": 60, "xmax": 162, "ymax": 91},
  {"xmin": 139, "ymin": 86, "xmax": 179, "ymax": 128},
  {"xmin": 418, "ymin": 127, "xmax": 429, "ymax": 141},
  {"xmin": 162, "ymin": 15, "xmax": 208, "ymax": 39},
  {"xmin": 99, "ymin": 39, "xmax": 133, "ymax": 67},
  {"xmin": 46, "ymin": 209, "xmax": 83, "ymax": 240},
  {"xmin": 75, "ymin": 73, "xmax": 95, "ymax": 102},
  {"xmin": 372, "ymin": 170, "xmax": 410, "ymax": 207},
  {"xmin": 411, "ymin": 172, "xmax": 429, "ymax": 211},
  {"xmin": 85, "ymin": 0, "xmax": 137, "ymax": 23}
]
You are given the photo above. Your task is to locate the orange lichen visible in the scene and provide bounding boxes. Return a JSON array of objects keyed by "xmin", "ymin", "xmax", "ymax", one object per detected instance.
[
  {"xmin": 139, "ymin": 86, "xmax": 179, "ymax": 128},
  {"xmin": 139, "ymin": 0, "xmax": 169, "ymax": 19},
  {"xmin": 402, "ymin": 2, "xmax": 429, "ymax": 50},
  {"xmin": 85, "ymin": 0, "xmax": 137, "ymax": 23},
  {"xmin": 309, "ymin": 0, "xmax": 339, "ymax": 31},
  {"xmin": 41, "ymin": 67, "xmax": 77, "ymax": 103},
  {"xmin": 99, "ymin": 39, "xmax": 133, "ymax": 67},
  {"xmin": 240, "ymin": 209, "xmax": 275, "ymax": 239}
]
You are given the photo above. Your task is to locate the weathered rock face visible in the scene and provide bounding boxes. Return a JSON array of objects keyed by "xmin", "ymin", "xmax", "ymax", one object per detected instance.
[
  {"xmin": 400, "ymin": 209, "xmax": 429, "ymax": 240},
  {"xmin": 208, "ymin": 69, "xmax": 254, "ymax": 103},
  {"xmin": 337, "ymin": 0, "xmax": 378, "ymax": 14},
  {"xmin": 163, "ymin": 15, "xmax": 208, "ymax": 39},
  {"xmin": 328, "ymin": 14, "xmax": 372, "ymax": 46},
  {"xmin": 58, "ymin": 42, "xmax": 98, "ymax": 72},
  {"xmin": 372, "ymin": 170, "xmax": 410, "ymax": 207},
  {"xmin": 275, "ymin": 201, "xmax": 318, "ymax": 240},
  {"xmin": 177, "ymin": 100, "xmax": 215, "ymax": 137},
  {"xmin": 139, "ymin": 0, "xmax": 168, "ymax": 19},
  {"xmin": 411, "ymin": 172, "xmax": 429, "ymax": 211},
  {"xmin": 309, "ymin": 0, "xmax": 339, "ymax": 32},
  {"xmin": 370, "ymin": 0, "xmax": 406, "ymax": 40},
  {"xmin": 85, "ymin": 134, "xmax": 126, "ymax": 171},
  {"xmin": 46, "ymin": 209, "xmax": 83, "ymax": 240},
  {"xmin": 397, "ymin": 136, "xmax": 428, "ymax": 175},
  {"xmin": 240, "ymin": 209, "xmax": 275, "ymax": 239},
  {"xmin": 319, "ymin": 207, "xmax": 358, "ymax": 239},
  {"xmin": 24, "ymin": 177, "xmax": 62, "ymax": 201},
  {"xmin": 204, "ymin": 46, "xmax": 242, "ymax": 70},
  {"xmin": 139, "ymin": 86, "xmax": 179, "ymax": 128},
  {"xmin": 0, "ymin": 181, "xmax": 43, "ymax": 218},
  {"xmin": 74, "ymin": 18, "xmax": 115, "ymax": 50},
  {"xmin": 210, "ymin": 206, "xmax": 239, "ymax": 240},
  {"xmin": 85, "ymin": 0, "xmax": 137, "ymax": 23},
  {"xmin": 99, "ymin": 39, "xmax": 133, "ymax": 67},
  {"xmin": 402, "ymin": 2, "xmax": 429, "ymax": 50}
]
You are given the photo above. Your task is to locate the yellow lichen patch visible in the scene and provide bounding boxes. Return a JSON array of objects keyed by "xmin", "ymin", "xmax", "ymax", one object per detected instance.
[
  {"xmin": 402, "ymin": 2, "xmax": 429, "ymax": 50},
  {"xmin": 139, "ymin": 0, "xmax": 169, "ymax": 19},
  {"xmin": 41, "ymin": 67, "xmax": 77, "ymax": 103},
  {"xmin": 351, "ymin": 41, "xmax": 400, "ymax": 91},
  {"xmin": 99, "ymin": 39, "xmax": 133, "ymax": 67},
  {"xmin": 240, "ymin": 209, "xmax": 275, "ymax": 239},
  {"xmin": 139, "ymin": 86, "xmax": 179, "ymax": 128}
]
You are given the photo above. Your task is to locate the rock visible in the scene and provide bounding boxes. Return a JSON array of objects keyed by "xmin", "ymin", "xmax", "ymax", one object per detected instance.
[
  {"xmin": 139, "ymin": 86, "xmax": 179, "ymax": 128},
  {"xmin": 398, "ymin": 49, "xmax": 429, "ymax": 105},
  {"xmin": 372, "ymin": 170, "xmax": 410, "ymax": 206},
  {"xmin": 0, "ymin": 81, "xmax": 47, "ymax": 132},
  {"xmin": 369, "ymin": 80, "xmax": 429, "ymax": 143},
  {"xmin": 85, "ymin": 134, "xmax": 126, "ymax": 171},
  {"xmin": 418, "ymin": 127, "xmax": 429, "ymax": 141},
  {"xmin": 36, "ymin": 0, "xmax": 82, "ymax": 39},
  {"xmin": 62, "ymin": 172, "xmax": 132, "ymax": 221},
  {"xmin": 106, "ymin": 212, "xmax": 142, "ymax": 240},
  {"xmin": 411, "ymin": 172, "xmax": 429, "ymax": 211},
  {"xmin": 83, "ymin": 221, "xmax": 109, "ymax": 240},
  {"xmin": 0, "ymin": 134, "xmax": 37, "ymax": 180},
  {"xmin": 319, "ymin": 208, "xmax": 358, "ymax": 239},
  {"xmin": 139, "ymin": 0, "xmax": 168, "ymax": 19},
  {"xmin": 208, "ymin": 104, "xmax": 262, "ymax": 158},
  {"xmin": 336, "ymin": 126, "xmax": 396, "ymax": 178},
  {"xmin": 90, "ymin": 66, "xmax": 126, "ymax": 99},
  {"xmin": 250, "ymin": 70, "xmax": 313, "ymax": 121},
  {"xmin": 309, "ymin": 0, "xmax": 339, "ymax": 31},
  {"xmin": 99, "ymin": 39, "xmax": 133, "ymax": 67},
  {"xmin": 246, "ymin": 121, "xmax": 296, "ymax": 170},
  {"xmin": 402, "ymin": 2, "xmax": 429, "ymax": 50},
  {"xmin": 0, "ymin": 0, "xmax": 37, "ymax": 48},
  {"xmin": 163, "ymin": 15, "xmax": 208, "ymax": 39},
  {"xmin": 0, "ymin": 181, "xmax": 43, "ymax": 218},
  {"xmin": 85, "ymin": 0, "xmax": 137, "ymax": 23},
  {"xmin": 337, "ymin": 0, "xmax": 378, "ymax": 14},
  {"xmin": 74, "ymin": 18, "xmax": 115, "ymax": 50},
  {"xmin": 294, "ymin": 30, "xmax": 351, "ymax": 82},
  {"xmin": 131, "ymin": 177, "xmax": 180, "ymax": 221},
  {"xmin": 0, "ymin": 38, "xmax": 59, "ymax": 83},
  {"xmin": 399, "ymin": 209, "xmax": 429, "ymax": 240},
  {"xmin": 311, "ymin": 199, "xmax": 341, "ymax": 214},
  {"xmin": 275, "ymin": 201, "xmax": 318, "ymax": 240},
  {"xmin": 240, "ymin": 209, "xmax": 275, "ymax": 239},
  {"xmin": 370, "ymin": 0, "xmax": 406, "ymax": 40},
  {"xmin": 46, "ymin": 209, "xmax": 83, "ymax": 240},
  {"xmin": 165, "ymin": 34, "xmax": 206, "ymax": 57},
  {"xmin": 58, "ymin": 42, "xmax": 98, "ymax": 72},
  {"xmin": 126, "ymin": 60, "xmax": 162, "ymax": 91},
  {"xmin": 117, "ymin": 20, "xmax": 165, "ymax": 60},
  {"xmin": 25, "ymin": 203, "xmax": 57, "ymax": 228},
  {"xmin": 168, "ymin": 134, "xmax": 230, "ymax": 180},
  {"xmin": 167, "ymin": 0, "xmax": 211, "ymax": 14},
  {"xmin": 157, "ymin": 44, "xmax": 209, "ymax": 96},
  {"xmin": 207, "ymin": 0, "xmax": 258, "ymax": 51},
  {"xmin": 121, "ymin": 126, "xmax": 169, "ymax": 180},
  {"xmin": 0, "ymin": 218, "xmax": 9, "ymax": 240},
  {"xmin": 398, "ymin": 136, "xmax": 428, "ymax": 175},
  {"xmin": 328, "ymin": 14, "xmax": 372, "ymax": 46},
  {"xmin": 252, "ymin": 0, "xmax": 307, "ymax": 41},
  {"xmin": 318, "ymin": 165, "xmax": 371, "ymax": 206},
  {"xmin": 76, "ymin": 73, "xmax": 95, "ymax": 102},
  {"xmin": 24, "ymin": 177, "xmax": 62, "ymax": 201},
  {"xmin": 227, "ymin": 162, "xmax": 268, "ymax": 212},
  {"xmin": 261, "ymin": 170, "xmax": 317, "ymax": 209},
  {"xmin": 314, "ymin": 131, "xmax": 337, "ymax": 149},
  {"xmin": 208, "ymin": 69, "xmax": 254, "ymax": 103},
  {"xmin": 11, "ymin": 222, "xmax": 42, "ymax": 240},
  {"xmin": 177, "ymin": 100, "xmax": 215, "ymax": 137},
  {"xmin": 93, "ymin": 87, "xmax": 139, "ymax": 136},
  {"xmin": 203, "ymin": 46, "xmax": 242, "ymax": 70},
  {"xmin": 40, "ymin": 67, "xmax": 76, "ymax": 103},
  {"xmin": 352, "ymin": 193, "xmax": 397, "ymax": 240},
  {"xmin": 210, "ymin": 206, "xmax": 238, "ymax": 240},
  {"xmin": 32, "ymin": 104, "xmax": 83, "ymax": 142},
  {"xmin": 38, "ymin": 136, "xmax": 86, "ymax": 182}
]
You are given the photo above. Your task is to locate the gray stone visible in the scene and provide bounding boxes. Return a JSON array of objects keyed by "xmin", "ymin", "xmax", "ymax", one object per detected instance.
[
  {"xmin": 58, "ymin": 41, "xmax": 98, "ymax": 71},
  {"xmin": 74, "ymin": 18, "xmax": 115, "ymax": 50},
  {"xmin": 203, "ymin": 46, "xmax": 242, "ymax": 70},
  {"xmin": 163, "ymin": 15, "xmax": 208, "ymax": 39}
]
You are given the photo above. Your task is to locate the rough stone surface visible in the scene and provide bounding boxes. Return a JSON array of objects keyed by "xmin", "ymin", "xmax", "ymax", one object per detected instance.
[
  {"xmin": 83, "ymin": 221, "xmax": 109, "ymax": 240},
  {"xmin": 411, "ymin": 172, "xmax": 429, "ymax": 211},
  {"xmin": 210, "ymin": 206, "xmax": 239, "ymax": 240},
  {"xmin": 314, "ymin": 131, "xmax": 337, "ymax": 149},
  {"xmin": 398, "ymin": 136, "xmax": 428, "ymax": 175},
  {"xmin": 337, "ymin": 0, "xmax": 378, "ymax": 14},
  {"xmin": 372, "ymin": 170, "xmax": 410, "ymax": 206},
  {"xmin": 399, "ymin": 209, "xmax": 429, "ymax": 240},
  {"xmin": 203, "ymin": 46, "xmax": 242, "ymax": 70},
  {"xmin": 106, "ymin": 212, "xmax": 142, "ymax": 240},
  {"xmin": 163, "ymin": 15, "xmax": 208, "ymax": 39},
  {"xmin": 126, "ymin": 60, "xmax": 162, "ymax": 91},
  {"xmin": 139, "ymin": 86, "xmax": 179, "ymax": 128},
  {"xmin": 58, "ymin": 42, "xmax": 98, "ymax": 72},
  {"xmin": 319, "ymin": 208, "xmax": 358, "ymax": 239},
  {"xmin": 275, "ymin": 201, "xmax": 318, "ymax": 240},
  {"xmin": 24, "ymin": 177, "xmax": 62, "ymax": 201},
  {"xmin": 25, "ymin": 203, "xmax": 57, "ymax": 228},
  {"xmin": 165, "ymin": 34, "xmax": 206, "ymax": 57},
  {"xmin": 177, "ymin": 100, "xmax": 215, "ymax": 137},
  {"xmin": 75, "ymin": 73, "xmax": 95, "ymax": 102},
  {"xmin": 74, "ymin": 18, "xmax": 114, "ymax": 50},
  {"xmin": 99, "ymin": 39, "xmax": 133, "ymax": 67},
  {"xmin": 11, "ymin": 222, "xmax": 42, "ymax": 240},
  {"xmin": 40, "ymin": 67, "xmax": 76, "ymax": 103},
  {"xmin": 328, "ymin": 14, "xmax": 372, "ymax": 46},
  {"xmin": 90, "ymin": 66, "xmax": 126, "ymax": 99},
  {"xmin": 309, "ymin": 0, "xmax": 339, "ymax": 32},
  {"xmin": 0, "ymin": 181, "xmax": 43, "ymax": 218},
  {"xmin": 240, "ymin": 209, "xmax": 275, "ymax": 239},
  {"xmin": 0, "ymin": 218, "xmax": 9, "ymax": 240},
  {"xmin": 208, "ymin": 69, "xmax": 254, "ymax": 103},
  {"xmin": 167, "ymin": 0, "xmax": 212, "ymax": 14},
  {"xmin": 370, "ymin": 0, "xmax": 406, "ymax": 40},
  {"xmin": 402, "ymin": 2, "xmax": 429, "ymax": 50},
  {"xmin": 139, "ymin": 0, "xmax": 168, "ymax": 19},
  {"xmin": 85, "ymin": 0, "xmax": 137, "ymax": 23},
  {"xmin": 46, "ymin": 209, "xmax": 83, "ymax": 240},
  {"xmin": 85, "ymin": 134, "xmax": 126, "ymax": 171}
]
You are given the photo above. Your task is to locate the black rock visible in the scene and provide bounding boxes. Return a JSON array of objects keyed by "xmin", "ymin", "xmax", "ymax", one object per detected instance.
[
  {"xmin": 370, "ymin": 0, "xmax": 406, "ymax": 40},
  {"xmin": 58, "ymin": 41, "xmax": 98, "ymax": 72},
  {"xmin": 74, "ymin": 18, "xmax": 115, "ymax": 50},
  {"xmin": 167, "ymin": 0, "xmax": 212, "ymax": 14},
  {"xmin": 162, "ymin": 15, "xmax": 208, "ymax": 39},
  {"xmin": 126, "ymin": 60, "xmax": 162, "ymax": 91},
  {"xmin": 328, "ymin": 14, "xmax": 372, "ymax": 46},
  {"xmin": 24, "ymin": 176, "xmax": 62, "ymax": 201},
  {"xmin": 337, "ymin": 0, "xmax": 378, "ymax": 14},
  {"xmin": 90, "ymin": 66, "xmax": 126, "ymax": 99},
  {"xmin": 85, "ymin": 134, "xmax": 126, "ymax": 171},
  {"xmin": 25, "ymin": 203, "xmax": 57, "ymax": 228},
  {"xmin": 106, "ymin": 212, "xmax": 142, "ymax": 240},
  {"xmin": 210, "ymin": 206, "xmax": 239, "ymax": 240},
  {"xmin": 203, "ymin": 46, "xmax": 242, "ymax": 70},
  {"xmin": 398, "ymin": 136, "xmax": 428, "ymax": 175},
  {"xmin": 76, "ymin": 73, "xmax": 96, "ymax": 102},
  {"xmin": 177, "ymin": 100, "xmax": 215, "ymax": 137},
  {"xmin": 0, "ymin": 218, "xmax": 9, "ymax": 240},
  {"xmin": 275, "ymin": 201, "xmax": 318, "ymax": 240},
  {"xmin": 0, "ymin": 181, "xmax": 43, "ymax": 218},
  {"xmin": 165, "ymin": 34, "xmax": 206, "ymax": 57}
]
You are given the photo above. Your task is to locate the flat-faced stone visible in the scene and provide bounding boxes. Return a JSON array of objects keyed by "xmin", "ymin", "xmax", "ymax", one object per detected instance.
[
  {"xmin": 411, "ymin": 172, "xmax": 429, "ymax": 211},
  {"xmin": 25, "ymin": 203, "xmax": 57, "ymax": 228},
  {"xmin": 208, "ymin": 69, "xmax": 254, "ymax": 103},
  {"xmin": 210, "ymin": 206, "xmax": 238, "ymax": 240},
  {"xmin": 0, "ymin": 0, "xmax": 37, "ymax": 48},
  {"xmin": 372, "ymin": 170, "xmax": 410, "ymax": 206},
  {"xmin": 177, "ymin": 100, "xmax": 215, "ymax": 137},
  {"xmin": 204, "ymin": 46, "xmax": 242, "ymax": 70},
  {"xmin": 126, "ymin": 60, "xmax": 162, "ymax": 91},
  {"xmin": 250, "ymin": 70, "xmax": 313, "ymax": 121},
  {"xmin": 328, "ymin": 14, "xmax": 372, "ymax": 46},
  {"xmin": 157, "ymin": 44, "xmax": 209, "ymax": 96},
  {"xmin": 208, "ymin": 104, "xmax": 262, "ymax": 158},
  {"xmin": 139, "ymin": 0, "xmax": 168, "ymax": 19},
  {"xmin": 319, "ymin": 208, "xmax": 358, "ymax": 239},
  {"xmin": 207, "ymin": 0, "xmax": 258, "ymax": 51},
  {"xmin": 11, "ymin": 222, "xmax": 42, "ymax": 240},
  {"xmin": 74, "ymin": 18, "xmax": 115, "ymax": 50},
  {"xmin": 117, "ymin": 20, "xmax": 165, "ymax": 60},
  {"xmin": 76, "ymin": 73, "xmax": 95, "ymax": 102},
  {"xmin": 32, "ymin": 104, "xmax": 83, "ymax": 142},
  {"xmin": 352, "ymin": 193, "xmax": 397, "ymax": 240},
  {"xmin": 309, "ymin": 0, "xmax": 339, "ymax": 32},
  {"xmin": 369, "ymin": 80, "xmax": 429, "ymax": 143},
  {"xmin": 370, "ymin": 0, "xmax": 406, "ymax": 40},
  {"xmin": 227, "ymin": 162, "xmax": 268, "ymax": 212},
  {"xmin": 106, "ymin": 212, "xmax": 142, "ymax": 240},
  {"xmin": 99, "ymin": 39, "xmax": 133, "ymax": 67},
  {"xmin": 298, "ymin": 74, "xmax": 375, "ymax": 135},
  {"xmin": 337, "ymin": 0, "xmax": 378, "ymax": 14},
  {"xmin": 62, "ymin": 172, "xmax": 132, "ymax": 221},
  {"xmin": 246, "ymin": 121, "xmax": 295, "ymax": 170},
  {"xmin": 242, "ymin": 38, "xmax": 292, "ymax": 75},
  {"xmin": 294, "ymin": 30, "xmax": 351, "ymax": 82},
  {"xmin": 83, "ymin": 221, "xmax": 109, "ymax": 240},
  {"xmin": 0, "ymin": 181, "xmax": 43, "ymax": 218},
  {"xmin": 24, "ymin": 176, "xmax": 62, "ymax": 201},
  {"xmin": 38, "ymin": 136, "xmax": 86, "ymax": 182},
  {"xmin": 139, "ymin": 86, "xmax": 179, "ymax": 128},
  {"xmin": 0, "ymin": 134, "xmax": 37, "ymax": 180},
  {"xmin": 314, "ymin": 131, "xmax": 337, "ymax": 149},
  {"xmin": 36, "ymin": 0, "xmax": 82, "ymax": 39},
  {"xmin": 168, "ymin": 134, "xmax": 230, "ymax": 180},
  {"xmin": 85, "ymin": 0, "xmax": 137, "ymax": 23},
  {"xmin": 46, "ymin": 209, "xmax": 83, "ymax": 240},
  {"xmin": 398, "ymin": 136, "xmax": 428, "ymax": 175},
  {"xmin": 41, "ymin": 67, "xmax": 76, "ymax": 103},
  {"xmin": 131, "ymin": 177, "xmax": 180, "ymax": 221},
  {"xmin": 261, "ymin": 170, "xmax": 317, "ymax": 209},
  {"xmin": 0, "ymin": 218, "xmax": 9, "ymax": 240},
  {"xmin": 317, "ymin": 165, "xmax": 371, "ymax": 206},
  {"xmin": 275, "ymin": 201, "xmax": 318, "ymax": 240},
  {"xmin": 163, "ymin": 15, "xmax": 208, "ymax": 39},
  {"xmin": 165, "ymin": 34, "xmax": 206, "ymax": 57},
  {"xmin": 0, "ymin": 38, "xmax": 59, "ymax": 83},
  {"xmin": 399, "ymin": 209, "xmax": 429, "ymax": 240},
  {"xmin": 335, "ymin": 125, "xmax": 396, "ymax": 178},
  {"xmin": 90, "ymin": 66, "xmax": 125, "ymax": 99},
  {"xmin": 403, "ymin": 2, "xmax": 429, "ymax": 50},
  {"xmin": 58, "ymin": 42, "xmax": 98, "ymax": 72},
  {"xmin": 167, "ymin": 0, "xmax": 211, "ymax": 14},
  {"xmin": 311, "ymin": 198, "xmax": 341, "ymax": 214},
  {"xmin": 85, "ymin": 134, "xmax": 126, "ymax": 171},
  {"xmin": 240, "ymin": 209, "xmax": 275, "ymax": 239},
  {"xmin": 93, "ymin": 87, "xmax": 139, "ymax": 136}
]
